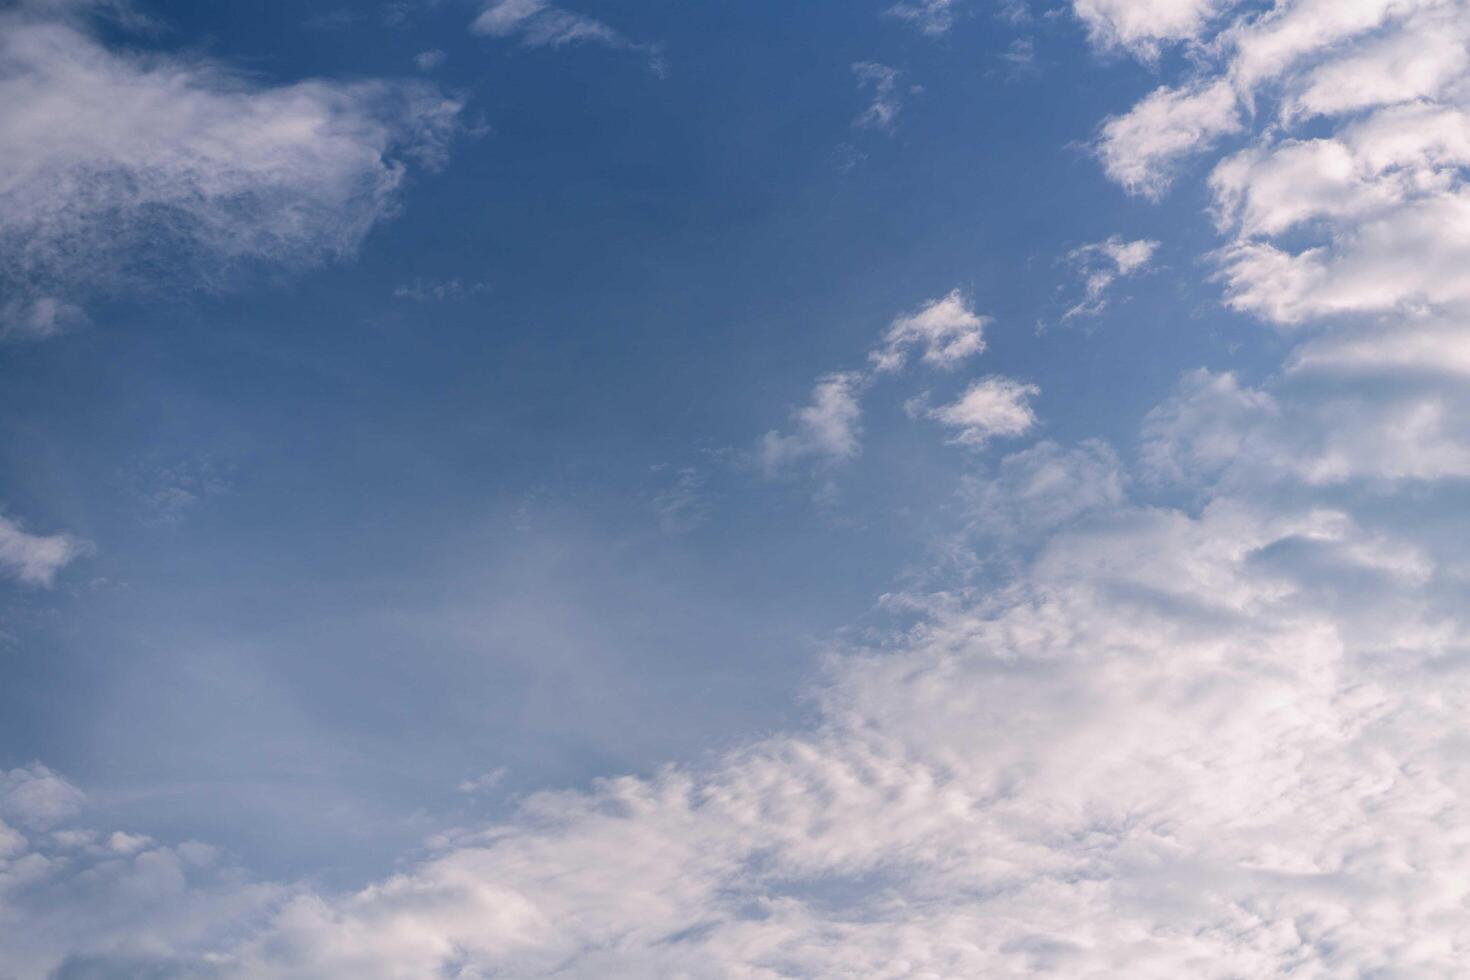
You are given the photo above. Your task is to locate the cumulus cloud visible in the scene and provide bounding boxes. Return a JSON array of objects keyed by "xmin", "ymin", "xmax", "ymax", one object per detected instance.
[
  {"xmin": 871, "ymin": 289, "xmax": 989, "ymax": 371},
  {"xmin": 760, "ymin": 372, "xmax": 866, "ymax": 472},
  {"xmin": 763, "ymin": 289, "xmax": 993, "ymax": 475},
  {"xmin": 0, "ymin": 764, "xmax": 85, "ymax": 829},
  {"xmin": 0, "ymin": 514, "xmax": 87, "ymax": 586},
  {"xmin": 1096, "ymin": 80, "xmax": 1242, "ymax": 198},
  {"xmin": 927, "ymin": 376, "xmax": 1040, "ymax": 446},
  {"xmin": 471, "ymin": 0, "xmax": 661, "ymax": 70},
  {"xmin": 1071, "ymin": 0, "xmax": 1234, "ymax": 59},
  {"xmin": 1062, "ymin": 235, "xmax": 1158, "ymax": 319},
  {"xmin": 0, "ymin": 1, "xmax": 461, "ymax": 334}
]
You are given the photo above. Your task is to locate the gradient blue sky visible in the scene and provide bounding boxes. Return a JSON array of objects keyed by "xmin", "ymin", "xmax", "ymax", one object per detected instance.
[{"xmin": 5, "ymin": 0, "xmax": 1470, "ymax": 976}]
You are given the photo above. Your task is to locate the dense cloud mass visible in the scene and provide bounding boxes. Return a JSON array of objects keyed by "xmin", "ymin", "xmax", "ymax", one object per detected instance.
[{"xmin": 8, "ymin": 0, "xmax": 1470, "ymax": 976}]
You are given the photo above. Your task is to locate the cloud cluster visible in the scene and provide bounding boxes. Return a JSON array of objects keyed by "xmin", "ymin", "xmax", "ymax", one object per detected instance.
[
  {"xmin": 0, "ymin": 0, "xmax": 461, "ymax": 338},
  {"xmin": 761, "ymin": 291, "xmax": 1033, "ymax": 475}
]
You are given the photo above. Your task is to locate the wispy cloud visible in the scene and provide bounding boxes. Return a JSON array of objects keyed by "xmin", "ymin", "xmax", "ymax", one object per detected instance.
[
  {"xmin": 0, "ymin": 0, "xmax": 462, "ymax": 336},
  {"xmin": 1062, "ymin": 235, "xmax": 1158, "ymax": 319},
  {"xmin": 472, "ymin": 0, "xmax": 663, "ymax": 72},
  {"xmin": 851, "ymin": 62, "xmax": 906, "ymax": 133},
  {"xmin": 885, "ymin": 0, "xmax": 962, "ymax": 36}
]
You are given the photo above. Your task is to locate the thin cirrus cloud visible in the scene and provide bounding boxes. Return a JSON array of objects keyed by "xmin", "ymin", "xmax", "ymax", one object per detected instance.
[
  {"xmin": 1062, "ymin": 235, "xmax": 1158, "ymax": 319},
  {"xmin": 471, "ymin": 0, "xmax": 663, "ymax": 72},
  {"xmin": 0, "ymin": 0, "xmax": 461, "ymax": 339}
]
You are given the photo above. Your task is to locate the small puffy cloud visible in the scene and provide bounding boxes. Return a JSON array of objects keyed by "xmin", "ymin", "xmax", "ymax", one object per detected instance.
[
  {"xmin": 872, "ymin": 289, "xmax": 989, "ymax": 372},
  {"xmin": 1096, "ymin": 80, "xmax": 1242, "ymax": 198},
  {"xmin": 851, "ymin": 62, "xmax": 905, "ymax": 133},
  {"xmin": 1063, "ymin": 235, "xmax": 1158, "ymax": 319},
  {"xmin": 885, "ymin": 0, "xmax": 961, "ymax": 36},
  {"xmin": 0, "ymin": 514, "xmax": 87, "ymax": 586},
  {"xmin": 0, "ymin": 2, "xmax": 461, "ymax": 333},
  {"xmin": 928, "ymin": 376, "xmax": 1039, "ymax": 447},
  {"xmin": 413, "ymin": 49, "xmax": 447, "ymax": 71},
  {"xmin": 761, "ymin": 372, "xmax": 865, "ymax": 472},
  {"xmin": 0, "ymin": 764, "xmax": 85, "ymax": 829}
]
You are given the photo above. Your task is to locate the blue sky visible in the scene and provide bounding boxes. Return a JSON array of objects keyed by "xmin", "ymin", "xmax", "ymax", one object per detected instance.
[{"xmin": 6, "ymin": 0, "xmax": 1470, "ymax": 976}]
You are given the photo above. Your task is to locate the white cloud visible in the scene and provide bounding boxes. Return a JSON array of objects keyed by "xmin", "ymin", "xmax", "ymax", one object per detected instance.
[
  {"xmin": 1063, "ymin": 235, "xmax": 1158, "ymax": 319},
  {"xmin": 15, "ymin": 5, "xmax": 1470, "ymax": 975},
  {"xmin": 927, "ymin": 376, "xmax": 1040, "ymax": 446},
  {"xmin": 885, "ymin": 0, "xmax": 961, "ymax": 36},
  {"xmin": 0, "ymin": 2, "xmax": 461, "ymax": 333},
  {"xmin": 392, "ymin": 277, "xmax": 489, "ymax": 302},
  {"xmin": 763, "ymin": 289, "xmax": 992, "ymax": 476},
  {"xmin": 851, "ymin": 62, "xmax": 905, "ymax": 133},
  {"xmin": 0, "ymin": 514, "xmax": 86, "ymax": 586},
  {"xmin": 760, "ymin": 372, "xmax": 866, "ymax": 472},
  {"xmin": 471, "ymin": 0, "xmax": 660, "ymax": 72},
  {"xmin": 1071, "ymin": 0, "xmax": 1234, "ymax": 59},
  {"xmin": 1096, "ymin": 80, "xmax": 1242, "ymax": 198},
  {"xmin": 413, "ymin": 48, "xmax": 447, "ymax": 71},
  {"xmin": 0, "ymin": 765, "xmax": 85, "ymax": 829},
  {"xmin": 871, "ymin": 289, "xmax": 989, "ymax": 371}
]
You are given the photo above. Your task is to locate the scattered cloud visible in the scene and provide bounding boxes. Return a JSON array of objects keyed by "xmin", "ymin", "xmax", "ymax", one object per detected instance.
[
  {"xmin": 392, "ymin": 278, "xmax": 489, "ymax": 302},
  {"xmin": 1062, "ymin": 235, "xmax": 1158, "ymax": 319},
  {"xmin": 927, "ymin": 376, "xmax": 1040, "ymax": 446},
  {"xmin": 1000, "ymin": 37, "xmax": 1039, "ymax": 76},
  {"xmin": 472, "ymin": 0, "xmax": 662, "ymax": 71},
  {"xmin": 885, "ymin": 0, "xmax": 962, "ymax": 36},
  {"xmin": 871, "ymin": 289, "xmax": 989, "ymax": 372},
  {"xmin": 761, "ymin": 372, "xmax": 866, "ymax": 473},
  {"xmin": 0, "ymin": 514, "xmax": 87, "ymax": 586},
  {"xmin": 0, "ymin": 764, "xmax": 85, "ymax": 829},
  {"xmin": 414, "ymin": 49, "xmax": 447, "ymax": 71},
  {"xmin": 650, "ymin": 466, "xmax": 713, "ymax": 534},
  {"xmin": 0, "ymin": 0, "xmax": 462, "ymax": 334},
  {"xmin": 851, "ymin": 62, "xmax": 906, "ymax": 133},
  {"xmin": 763, "ymin": 290, "xmax": 996, "ymax": 477},
  {"xmin": 457, "ymin": 768, "xmax": 508, "ymax": 794}
]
